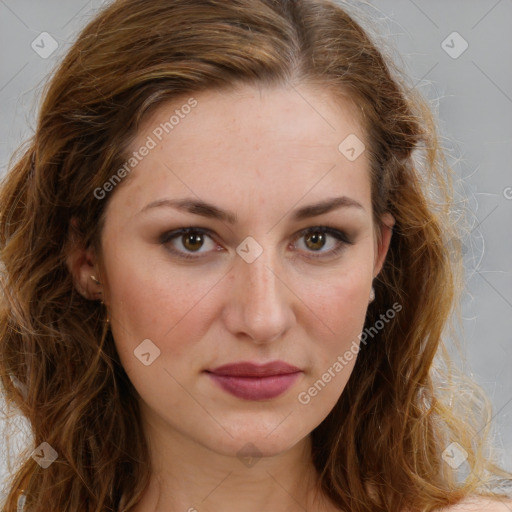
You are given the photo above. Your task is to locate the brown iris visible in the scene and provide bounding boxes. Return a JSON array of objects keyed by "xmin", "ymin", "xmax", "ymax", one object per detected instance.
[
  {"xmin": 304, "ymin": 231, "xmax": 326, "ymax": 251},
  {"xmin": 182, "ymin": 232, "xmax": 204, "ymax": 252}
]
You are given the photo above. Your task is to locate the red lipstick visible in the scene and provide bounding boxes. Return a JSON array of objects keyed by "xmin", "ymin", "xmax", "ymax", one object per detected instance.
[{"xmin": 205, "ymin": 361, "xmax": 302, "ymax": 400}]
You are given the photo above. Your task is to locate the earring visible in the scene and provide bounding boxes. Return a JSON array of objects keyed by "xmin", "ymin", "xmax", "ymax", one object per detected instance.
[
  {"xmin": 90, "ymin": 275, "xmax": 103, "ymax": 300},
  {"xmin": 369, "ymin": 287, "xmax": 375, "ymax": 303},
  {"xmin": 90, "ymin": 275, "xmax": 101, "ymax": 286},
  {"xmin": 90, "ymin": 275, "xmax": 110, "ymax": 324}
]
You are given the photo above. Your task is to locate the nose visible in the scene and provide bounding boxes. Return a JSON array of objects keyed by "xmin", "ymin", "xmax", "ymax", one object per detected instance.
[{"xmin": 221, "ymin": 247, "xmax": 295, "ymax": 344}]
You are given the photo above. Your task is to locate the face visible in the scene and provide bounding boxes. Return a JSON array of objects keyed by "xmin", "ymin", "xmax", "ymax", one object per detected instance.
[{"xmin": 75, "ymin": 83, "xmax": 393, "ymax": 458}]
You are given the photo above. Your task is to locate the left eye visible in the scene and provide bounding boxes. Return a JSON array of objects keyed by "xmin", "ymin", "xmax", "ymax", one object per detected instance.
[
  {"xmin": 293, "ymin": 226, "xmax": 351, "ymax": 258},
  {"xmin": 160, "ymin": 226, "xmax": 352, "ymax": 260}
]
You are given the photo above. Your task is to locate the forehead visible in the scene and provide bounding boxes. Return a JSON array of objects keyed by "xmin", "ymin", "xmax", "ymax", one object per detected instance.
[
  {"xmin": 138, "ymin": 83, "xmax": 364, "ymax": 150},
  {"xmin": 107, "ymin": 83, "xmax": 371, "ymax": 220}
]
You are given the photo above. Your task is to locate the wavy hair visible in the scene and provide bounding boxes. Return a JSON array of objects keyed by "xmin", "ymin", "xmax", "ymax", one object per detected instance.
[{"xmin": 1, "ymin": 0, "xmax": 511, "ymax": 510}]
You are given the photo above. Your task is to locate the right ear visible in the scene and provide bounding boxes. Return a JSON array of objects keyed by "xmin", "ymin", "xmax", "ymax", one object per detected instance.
[{"xmin": 65, "ymin": 217, "xmax": 103, "ymax": 301}]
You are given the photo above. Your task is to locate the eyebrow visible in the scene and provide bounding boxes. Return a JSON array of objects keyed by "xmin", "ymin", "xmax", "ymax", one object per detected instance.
[{"xmin": 138, "ymin": 195, "xmax": 365, "ymax": 223}]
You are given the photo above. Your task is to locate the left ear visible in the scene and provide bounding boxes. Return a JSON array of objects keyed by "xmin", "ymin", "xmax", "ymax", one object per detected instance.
[{"xmin": 373, "ymin": 212, "xmax": 395, "ymax": 278}]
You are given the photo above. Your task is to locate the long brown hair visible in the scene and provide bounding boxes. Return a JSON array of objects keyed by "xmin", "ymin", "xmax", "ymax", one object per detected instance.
[{"xmin": 1, "ymin": 0, "xmax": 511, "ymax": 510}]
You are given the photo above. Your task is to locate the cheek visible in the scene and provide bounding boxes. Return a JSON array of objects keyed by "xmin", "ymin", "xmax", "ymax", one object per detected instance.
[
  {"xmin": 304, "ymin": 266, "xmax": 371, "ymax": 334},
  {"xmin": 102, "ymin": 242, "xmax": 220, "ymax": 363},
  {"xmin": 295, "ymin": 272, "xmax": 370, "ymax": 415},
  {"xmin": 300, "ymin": 263, "xmax": 371, "ymax": 375}
]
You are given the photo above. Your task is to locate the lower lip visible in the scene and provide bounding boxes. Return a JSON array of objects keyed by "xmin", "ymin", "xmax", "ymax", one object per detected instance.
[{"xmin": 206, "ymin": 372, "xmax": 302, "ymax": 400}]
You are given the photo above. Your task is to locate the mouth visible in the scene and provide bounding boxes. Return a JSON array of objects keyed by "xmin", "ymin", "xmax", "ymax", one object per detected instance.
[{"xmin": 204, "ymin": 361, "xmax": 303, "ymax": 401}]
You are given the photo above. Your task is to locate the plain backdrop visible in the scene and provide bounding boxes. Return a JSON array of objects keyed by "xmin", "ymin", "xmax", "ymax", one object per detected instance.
[{"xmin": 0, "ymin": 0, "xmax": 511, "ymax": 500}]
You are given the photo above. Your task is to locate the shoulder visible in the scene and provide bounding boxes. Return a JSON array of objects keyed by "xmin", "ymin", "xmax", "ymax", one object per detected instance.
[{"xmin": 437, "ymin": 496, "xmax": 512, "ymax": 511}]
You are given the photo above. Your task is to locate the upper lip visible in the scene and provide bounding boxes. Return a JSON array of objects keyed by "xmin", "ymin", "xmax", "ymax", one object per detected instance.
[{"xmin": 206, "ymin": 361, "xmax": 302, "ymax": 377}]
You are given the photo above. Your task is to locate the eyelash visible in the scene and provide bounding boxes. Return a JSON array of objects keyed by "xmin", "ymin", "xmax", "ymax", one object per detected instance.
[{"xmin": 159, "ymin": 225, "xmax": 354, "ymax": 261}]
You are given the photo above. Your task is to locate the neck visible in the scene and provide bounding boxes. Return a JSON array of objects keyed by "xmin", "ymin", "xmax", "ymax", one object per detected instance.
[{"xmin": 130, "ymin": 411, "xmax": 337, "ymax": 512}]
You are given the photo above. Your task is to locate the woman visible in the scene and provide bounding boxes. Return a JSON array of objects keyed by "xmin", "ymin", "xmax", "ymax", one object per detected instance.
[{"xmin": 0, "ymin": 0, "xmax": 511, "ymax": 510}]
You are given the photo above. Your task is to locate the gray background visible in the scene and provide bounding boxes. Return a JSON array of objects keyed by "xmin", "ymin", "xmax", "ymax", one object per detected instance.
[{"xmin": 0, "ymin": 0, "xmax": 511, "ymax": 499}]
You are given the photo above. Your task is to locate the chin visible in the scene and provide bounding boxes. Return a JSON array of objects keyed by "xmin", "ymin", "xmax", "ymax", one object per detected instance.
[{"xmin": 203, "ymin": 423, "xmax": 308, "ymax": 460}]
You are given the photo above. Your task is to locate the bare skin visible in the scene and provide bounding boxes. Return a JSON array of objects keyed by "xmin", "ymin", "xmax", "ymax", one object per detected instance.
[{"xmin": 67, "ymin": 83, "xmax": 509, "ymax": 512}]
